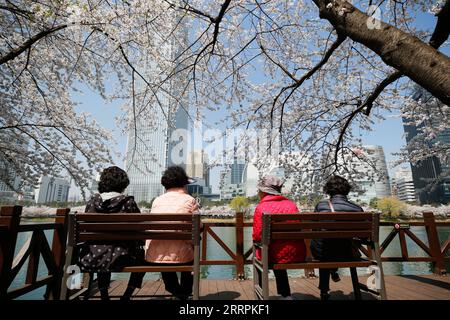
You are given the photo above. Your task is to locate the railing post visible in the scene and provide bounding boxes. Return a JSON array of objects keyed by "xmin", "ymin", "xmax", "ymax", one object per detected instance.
[
  {"xmin": 45, "ymin": 208, "xmax": 70, "ymax": 300},
  {"xmin": 235, "ymin": 211, "xmax": 245, "ymax": 280},
  {"xmin": 423, "ymin": 212, "xmax": 446, "ymax": 275},
  {"xmin": 0, "ymin": 206, "xmax": 22, "ymax": 300}
]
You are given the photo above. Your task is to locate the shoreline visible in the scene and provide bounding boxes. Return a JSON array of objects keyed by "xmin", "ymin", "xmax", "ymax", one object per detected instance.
[{"xmin": 20, "ymin": 216, "xmax": 450, "ymax": 223}]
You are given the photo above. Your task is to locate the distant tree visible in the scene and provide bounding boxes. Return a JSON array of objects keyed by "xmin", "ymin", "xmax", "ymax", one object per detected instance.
[
  {"xmin": 296, "ymin": 194, "xmax": 323, "ymax": 210},
  {"xmin": 230, "ymin": 196, "xmax": 250, "ymax": 213},
  {"xmin": 246, "ymin": 195, "xmax": 260, "ymax": 204},
  {"xmin": 369, "ymin": 197, "xmax": 379, "ymax": 209},
  {"xmin": 377, "ymin": 197, "xmax": 407, "ymax": 218}
]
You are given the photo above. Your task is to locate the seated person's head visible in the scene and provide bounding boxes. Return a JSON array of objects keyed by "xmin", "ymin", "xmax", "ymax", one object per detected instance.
[
  {"xmin": 257, "ymin": 175, "xmax": 283, "ymax": 199},
  {"xmin": 323, "ymin": 175, "xmax": 351, "ymax": 197},
  {"xmin": 98, "ymin": 166, "xmax": 130, "ymax": 194},
  {"xmin": 161, "ymin": 166, "xmax": 192, "ymax": 190}
]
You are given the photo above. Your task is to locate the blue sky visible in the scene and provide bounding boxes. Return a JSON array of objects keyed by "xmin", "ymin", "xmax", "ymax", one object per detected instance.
[{"xmin": 68, "ymin": 7, "xmax": 446, "ymax": 198}]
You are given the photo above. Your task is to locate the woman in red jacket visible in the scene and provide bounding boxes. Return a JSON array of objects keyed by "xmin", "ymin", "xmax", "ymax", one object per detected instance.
[{"xmin": 252, "ymin": 175, "xmax": 306, "ymax": 300}]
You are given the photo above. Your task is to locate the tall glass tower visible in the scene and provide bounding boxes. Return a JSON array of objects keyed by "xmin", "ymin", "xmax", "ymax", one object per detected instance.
[
  {"xmin": 350, "ymin": 145, "xmax": 391, "ymax": 204},
  {"xmin": 124, "ymin": 20, "xmax": 188, "ymax": 203},
  {"xmin": 402, "ymin": 87, "xmax": 450, "ymax": 204}
]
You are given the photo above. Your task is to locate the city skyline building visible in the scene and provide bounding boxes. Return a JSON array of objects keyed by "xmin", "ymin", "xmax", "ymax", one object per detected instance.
[
  {"xmin": 35, "ymin": 176, "xmax": 70, "ymax": 204},
  {"xmin": 186, "ymin": 150, "xmax": 210, "ymax": 187},
  {"xmin": 231, "ymin": 159, "xmax": 246, "ymax": 185},
  {"xmin": 350, "ymin": 145, "xmax": 391, "ymax": 204},
  {"xmin": 392, "ymin": 166, "xmax": 417, "ymax": 202},
  {"xmin": 0, "ymin": 164, "xmax": 21, "ymax": 200},
  {"xmin": 402, "ymin": 86, "xmax": 450, "ymax": 204},
  {"xmin": 0, "ymin": 137, "xmax": 35, "ymax": 201},
  {"xmin": 124, "ymin": 19, "xmax": 189, "ymax": 203}
]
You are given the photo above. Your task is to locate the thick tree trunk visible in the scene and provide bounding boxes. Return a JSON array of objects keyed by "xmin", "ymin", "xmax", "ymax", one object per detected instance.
[{"xmin": 313, "ymin": 0, "xmax": 450, "ymax": 105}]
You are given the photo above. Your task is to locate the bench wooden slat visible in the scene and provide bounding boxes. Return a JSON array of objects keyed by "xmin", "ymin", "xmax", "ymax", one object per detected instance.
[
  {"xmin": 271, "ymin": 221, "xmax": 373, "ymax": 231},
  {"xmin": 17, "ymin": 223, "xmax": 60, "ymax": 232},
  {"xmin": 122, "ymin": 265, "xmax": 193, "ymax": 272},
  {"xmin": 269, "ymin": 213, "xmax": 373, "ymax": 221},
  {"xmin": 77, "ymin": 213, "xmax": 193, "ymax": 222},
  {"xmin": 78, "ymin": 231, "xmax": 192, "ymax": 242},
  {"xmin": 271, "ymin": 230, "xmax": 372, "ymax": 240},
  {"xmin": 78, "ymin": 222, "xmax": 192, "ymax": 231},
  {"xmin": 271, "ymin": 260, "xmax": 374, "ymax": 270}
]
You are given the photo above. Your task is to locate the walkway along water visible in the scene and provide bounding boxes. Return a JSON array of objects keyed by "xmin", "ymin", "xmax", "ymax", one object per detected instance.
[{"xmin": 0, "ymin": 206, "xmax": 449, "ymax": 300}]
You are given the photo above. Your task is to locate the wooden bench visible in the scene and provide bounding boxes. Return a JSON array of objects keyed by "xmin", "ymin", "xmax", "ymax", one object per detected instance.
[
  {"xmin": 60, "ymin": 212, "xmax": 201, "ymax": 300},
  {"xmin": 253, "ymin": 212, "xmax": 387, "ymax": 300}
]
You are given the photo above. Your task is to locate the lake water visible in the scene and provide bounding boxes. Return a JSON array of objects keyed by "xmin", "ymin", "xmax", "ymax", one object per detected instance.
[{"xmin": 9, "ymin": 225, "xmax": 450, "ymax": 299}]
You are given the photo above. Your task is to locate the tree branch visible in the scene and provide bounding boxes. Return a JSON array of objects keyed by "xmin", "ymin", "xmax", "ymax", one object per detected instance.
[
  {"xmin": 361, "ymin": 0, "xmax": 450, "ymax": 117},
  {"xmin": 312, "ymin": 0, "xmax": 450, "ymax": 105},
  {"xmin": 430, "ymin": 0, "xmax": 450, "ymax": 49},
  {"xmin": 0, "ymin": 24, "xmax": 67, "ymax": 65}
]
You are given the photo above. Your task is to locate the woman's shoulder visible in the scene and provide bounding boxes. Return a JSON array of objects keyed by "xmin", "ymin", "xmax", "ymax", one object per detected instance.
[
  {"xmin": 157, "ymin": 191, "xmax": 194, "ymax": 201},
  {"xmin": 314, "ymin": 199, "xmax": 331, "ymax": 212},
  {"xmin": 152, "ymin": 192, "xmax": 197, "ymax": 209},
  {"xmin": 84, "ymin": 194, "xmax": 102, "ymax": 213}
]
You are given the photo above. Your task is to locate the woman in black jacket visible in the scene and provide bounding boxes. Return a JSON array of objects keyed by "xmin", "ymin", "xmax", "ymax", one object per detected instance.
[
  {"xmin": 310, "ymin": 175, "xmax": 363, "ymax": 300},
  {"xmin": 78, "ymin": 166, "xmax": 145, "ymax": 300}
]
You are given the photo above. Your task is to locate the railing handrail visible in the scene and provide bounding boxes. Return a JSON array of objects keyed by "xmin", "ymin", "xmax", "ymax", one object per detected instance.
[
  {"xmin": 0, "ymin": 206, "xmax": 69, "ymax": 301},
  {"xmin": 201, "ymin": 211, "xmax": 450, "ymax": 279}
]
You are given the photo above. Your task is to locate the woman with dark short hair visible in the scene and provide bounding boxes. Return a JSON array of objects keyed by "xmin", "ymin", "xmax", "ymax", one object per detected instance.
[
  {"xmin": 310, "ymin": 175, "xmax": 363, "ymax": 300},
  {"xmin": 78, "ymin": 166, "xmax": 145, "ymax": 300},
  {"xmin": 145, "ymin": 166, "xmax": 198, "ymax": 299}
]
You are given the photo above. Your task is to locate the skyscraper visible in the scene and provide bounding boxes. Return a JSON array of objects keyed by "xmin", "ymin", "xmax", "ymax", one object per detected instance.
[
  {"xmin": 186, "ymin": 150, "xmax": 210, "ymax": 187},
  {"xmin": 402, "ymin": 87, "xmax": 450, "ymax": 204},
  {"xmin": 392, "ymin": 166, "xmax": 417, "ymax": 202},
  {"xmin": 350, "ymin": 145, "xmax": 391, "ymax": 204},
  {"xmin": 230, "ymin": 158, "xmax": 246, "ymax": 185},
  {"xmin": 35, "ymin": 176, "xmax": 70, "ymax": 204},
  {"xmin": 124, "ymin": 20, "xmax": 188, "ymax": 203}
]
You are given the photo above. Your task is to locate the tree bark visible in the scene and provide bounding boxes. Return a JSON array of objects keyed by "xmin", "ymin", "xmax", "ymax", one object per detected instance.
[{"xmin": 313, "ymin": 0, "xmax": 450, "ymax": 105}]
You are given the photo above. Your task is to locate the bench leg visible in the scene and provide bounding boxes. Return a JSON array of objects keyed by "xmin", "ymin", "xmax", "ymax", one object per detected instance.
[
  {"xmin": 193, "ymin": 245, "xmax": 200, "ymax": 300},
  {"xmin": 350, "ymin": 267, "xmax": 362, "ymax": 300},
  {"xmin": 252, "ymin": 246, "xmax": 262, "ymax": 300},
  {"xmin": 262, "ymin": 245, "xmax": 269, "ymax": 300}
]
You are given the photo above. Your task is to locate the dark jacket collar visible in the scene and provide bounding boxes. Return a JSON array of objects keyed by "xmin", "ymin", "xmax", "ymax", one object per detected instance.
[{"xmin": 330, "ymin": 194, "xmax": 348, "ymax": 201}]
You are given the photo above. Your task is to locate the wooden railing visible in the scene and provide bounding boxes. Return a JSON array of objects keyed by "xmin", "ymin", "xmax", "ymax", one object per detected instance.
[
  {"xmin": 0, "ymin": 206, "xmax": 69, "ymax": 300},
  {"xmin": 1, "ymin": 206, "xmax": 449, "ymax": 299},
  {"xmin": 201, "ymin": 212, "xmax": 253, "ymax": 280},
  {"xmin": 201, "ymin": 211, "xmax": 450, "ymax": 279},
  {"xmin": 378, "ymin": 212, "xmax": 450, "ymax": 275}
]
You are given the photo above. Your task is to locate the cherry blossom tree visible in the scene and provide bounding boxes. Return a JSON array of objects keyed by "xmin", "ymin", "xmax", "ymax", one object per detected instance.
[{"xmin": 1, "ymin": 0, "xmax": 449, "ymax": 196}]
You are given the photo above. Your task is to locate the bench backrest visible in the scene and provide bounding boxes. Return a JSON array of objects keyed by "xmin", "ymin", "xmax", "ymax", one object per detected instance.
[
  {"xmin": 69, "ymin": 213, "xmax": 201, "ymax": 245},
  {"xmin": 261, "ymin": 212, "xmax": 379, "ymax": 245}
]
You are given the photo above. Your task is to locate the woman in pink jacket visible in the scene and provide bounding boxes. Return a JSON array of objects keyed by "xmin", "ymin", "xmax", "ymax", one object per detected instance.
[{"xmin": 146, "ymin": 166, "xmax": 198, "ymax": 299}]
